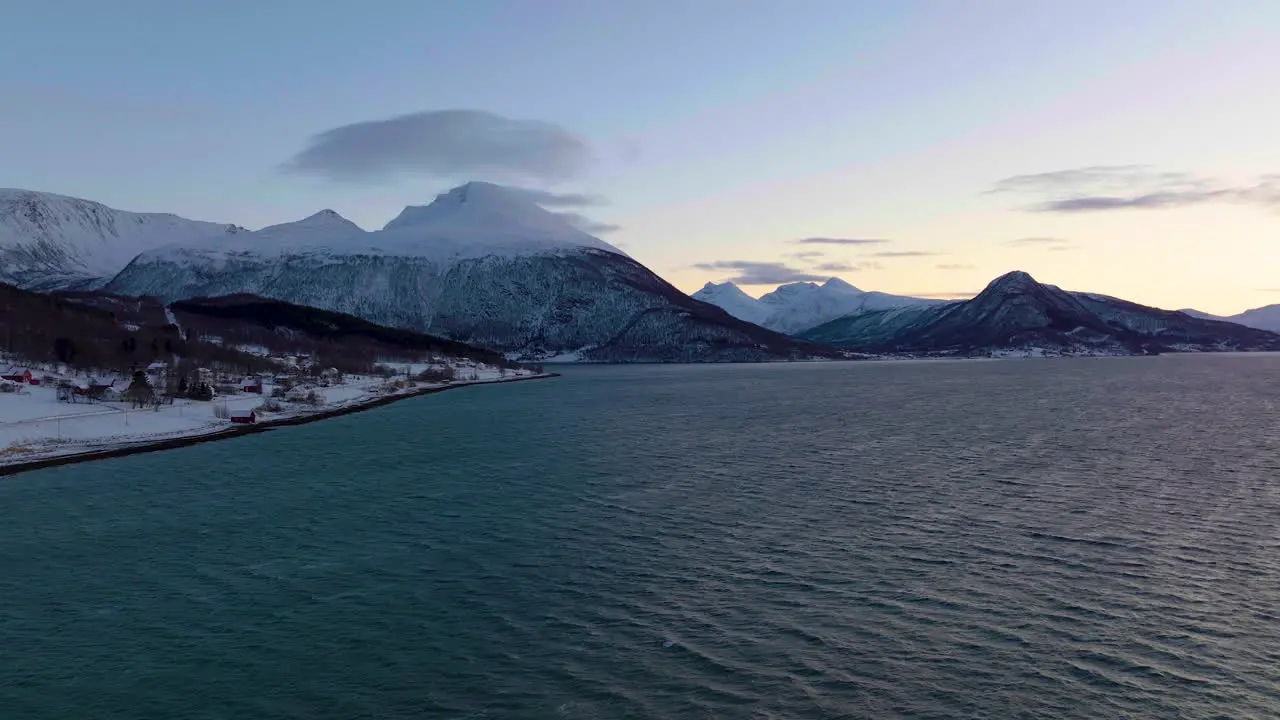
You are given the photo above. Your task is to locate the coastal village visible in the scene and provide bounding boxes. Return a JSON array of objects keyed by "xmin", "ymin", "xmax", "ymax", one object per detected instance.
[{"xmin": 0, "ymin": 349, "xmax": 537, "ymax": 468}]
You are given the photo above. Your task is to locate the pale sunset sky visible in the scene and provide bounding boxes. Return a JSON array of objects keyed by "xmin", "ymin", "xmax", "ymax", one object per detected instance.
[{"xmin": 3, "ymin": 0, "xmax": 1278, "ymax": 314}]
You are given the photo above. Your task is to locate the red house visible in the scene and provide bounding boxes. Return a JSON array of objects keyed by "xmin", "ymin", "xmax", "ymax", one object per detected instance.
[
  {"xmin": 240, "ymin": 378, "xmax": 262, "ymax": 394},
  {"xmin": 2, "ymin": 367, "xmax": 33, "ymax": 384},
  {"xmin": 230, "ymin": 410, "xmax": 256, "ymax": 424}
]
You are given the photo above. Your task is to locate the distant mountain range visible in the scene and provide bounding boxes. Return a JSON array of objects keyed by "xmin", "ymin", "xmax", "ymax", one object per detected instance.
[
  {"xmin": 1178, "ymin": 305, "xmax": 1280, "ymax": 333},
  {"xmin": 3, "ymin": 184, "xmax": 1275, "ymax": 361},
  {"xmin": 692, "ymin": 277, "xmax": 941, "ymax": 334},
  {"xmin": 800, "ymin": 271, "xmax": 1280, "ymax": 356},
  {"xmin": 2, "ymin": 184, "xmax": 836, "ymax": 363}
]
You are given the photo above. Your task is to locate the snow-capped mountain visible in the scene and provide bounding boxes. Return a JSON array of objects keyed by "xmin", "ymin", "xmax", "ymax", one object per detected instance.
[
  {"xmin": 800, "ymin": 270, "xmax": 1280, "ymax": 356},
  {"xmin": 691, "ymin": 281, "xmax": 771, "ymax": 326},
  {"xmin": 1179, "ymin": 304, "xmax": 1280, "ymax": 333},
  {"xmin": 0, "ymin": 189, "xmax": 244, "ymax": 291},
  {"xmin": 104, "ymin": 182, "xmax": 837, "ymax": 362},
  {"xmin": 692, "ymin": 277, "xmax": 941, "ymax": 335}
]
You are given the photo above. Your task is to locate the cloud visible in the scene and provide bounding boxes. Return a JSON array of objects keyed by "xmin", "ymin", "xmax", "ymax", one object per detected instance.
[
  {"xmin": 936, "ymin": 263, "xmax": 975, "ymax": 270},
  {"xmin": 552, "ymin": 212, "xmax": 621, "ymax": 234},
  {"xmin": 814, "ymin": 261, "xmax": 860, "ymax": 272},
  {"xmin": 281, "ymin": 109, "xmax": 593, "ymax": 183},
  {"xmin": 990, "ymin": 166, "xmax": 1280, "ymax": 214},
  {"xmin": 1003, "ymin": 237, "xmax": 1075, "ymax": 251},
  {"xmin": 692, "ymin": 260, "xmax": 826, "ymax": 285},
  {"xmin": 1005, "ymin": 236, "xmax": 1065, "ymax": 245},
  {"xmin": 869, "ymin": 251, "xmax": 940, "ymax": 258},
  {"xmin": 506, "ymin": 187, "xmax": 604, "ymax": 207},
  {"xmin": 788, "ymin": 250, "xmax": 826, "ymax": 260},
  {"xmin": 791, "ymin": 237, "xmax": 890, "ymax": 246}
]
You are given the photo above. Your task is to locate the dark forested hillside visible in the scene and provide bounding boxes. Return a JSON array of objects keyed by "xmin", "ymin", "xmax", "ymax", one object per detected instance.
[
  {"xmin": 0, "ymin": 282, "xmax": 203, "ymax": 370},
  {"xmin": 169, "ymin": 295, "xmax": 518, "ymax": 369},
  {"xmin": 3, "ymin": 284, "xmax": 524, "ymax": 377}
]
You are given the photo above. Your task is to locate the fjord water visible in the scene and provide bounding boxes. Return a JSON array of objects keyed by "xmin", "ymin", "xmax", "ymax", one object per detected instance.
[{"xmin": 3, "ymin": 357, "xmax": 1279, "ymax": 719}]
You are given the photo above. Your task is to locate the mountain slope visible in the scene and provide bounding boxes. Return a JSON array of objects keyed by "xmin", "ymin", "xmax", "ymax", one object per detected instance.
[
  {"xmin": 692, "ymin": 277, "xmax": 940, "ymax": 335},
  {"xmin": 801, "ymin": 270, "xmax": 1280, "ymax": 355},
  {"xmin": 105, "ymin": 182, "xmax": 836, "ymax": 362},
  {"xmin": 0, "ymin": 189, "xmax": 244, "ymax": 291},
  {"xmin": 691, "ymin": 282, "xmax": 770, "ymax": 326},
  {"xmin": 1180, "ymin": 304, "xmax": 1280, "ymax": 333}
]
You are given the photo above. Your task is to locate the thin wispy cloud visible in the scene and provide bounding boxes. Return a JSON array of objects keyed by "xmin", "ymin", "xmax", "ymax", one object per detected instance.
[
  {"xmin": 791, "ymin": 237, "xmax": 890, "ymax": 246},
  {"xmin": 1004, "ymin": 236, "xmax": 1074, "ymax": 251},
  {"xmin": 553, "ymin": 212, "xmax": 621, "ymax": 234},
  {"xmin": 990, "ymin": 165, "xmax": 1280, "ymax": 214},
  {"xmin": 505, "ymin": 187, "xmax": 604, "ymax": 207},
  {"xmin": 870, "ymin": 251, "xmax": 940, "ymax": 258},
  {"xmin": 814, "ymin": 261, "xmax": 860, "ymax": 272},
  {"xmin": 936, "ymin": 263, "xmax": 975, "ymax": 270},
  {"xmin": 788, "ymin": 250, "xmax": 826, "ymax": 260},
  {"xmin": 281, "ymin": 109, "xmax": 593, "ymax": 183},
  {"xmin": 692, "ymin": 260, "xmax": 826, "ymax": 285}
]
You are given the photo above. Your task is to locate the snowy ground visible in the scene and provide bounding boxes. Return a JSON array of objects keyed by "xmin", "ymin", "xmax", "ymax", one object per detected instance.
[{"xmin": 0, "ymin": 366, "xmax": 542, "ymax": 468}]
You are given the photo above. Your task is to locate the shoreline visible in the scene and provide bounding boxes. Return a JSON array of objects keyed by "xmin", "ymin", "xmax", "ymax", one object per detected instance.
[{"xmin": 0, "ymin": 372, "xmax": 558, "ymax": 478}]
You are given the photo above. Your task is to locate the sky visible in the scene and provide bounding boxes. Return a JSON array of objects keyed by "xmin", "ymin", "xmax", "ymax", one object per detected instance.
[{"xmin": 3, "ymin": 0, "xmax": 1279, "ymax": 315}]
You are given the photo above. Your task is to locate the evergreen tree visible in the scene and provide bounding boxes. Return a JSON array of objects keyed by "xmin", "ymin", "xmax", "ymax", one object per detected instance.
[
  {"xmin": 178, "ymin": 376, "xmax": 189, "ymax": 395},
  {"xmin": 53, "ymin": 337, "xmax": 77, "ymax": 364}
]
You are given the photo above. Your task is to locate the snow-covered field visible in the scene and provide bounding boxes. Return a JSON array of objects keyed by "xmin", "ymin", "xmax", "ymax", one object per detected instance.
[{"xmin": 0, "ymin": 366, "xmax": 542, "ymax": 468}]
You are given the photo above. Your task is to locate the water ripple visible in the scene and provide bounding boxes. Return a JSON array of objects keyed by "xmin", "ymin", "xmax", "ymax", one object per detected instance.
[{"xmin": 2, "ymin": 355, "xmax": 1280, "ymax": 718}]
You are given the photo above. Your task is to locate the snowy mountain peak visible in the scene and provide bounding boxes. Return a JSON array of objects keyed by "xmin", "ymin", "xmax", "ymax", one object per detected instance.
[
  {"xmin": 698, "ymin": 280, "xmax": 751, "ymax": 297},
  {"xmin": 387, "ymin": 182, "xmax": 560, "ymax": 231},
  {"xmin": 822, "ymin": 277, "xmax": 862, "ymax": 293},
  {"xmin": 260, "ymin": 209, "xmax": 364, "ymax": 236},
  {"xmin": 376, "ymin": 181, "xmax": 624, "ymax": 256},
  {"xmin": 693, "ymin": 273, "xmax": 940, "ymax": 335},
  {"xmin": 984, "ymin": 270, "xmax": 1039, "ymax": 294}
]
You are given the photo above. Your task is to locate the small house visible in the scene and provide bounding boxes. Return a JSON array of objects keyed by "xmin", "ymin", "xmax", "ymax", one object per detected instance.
[
  {"xmin": 240, "ymin": 378, "xmax": 263, "ymax": 394},
  {"xmin": 230, "ymin": 410, "xmax": 256, "ymax": 424},
  {"xmin": 146, "ymin": 362, "xmax": 168, "ymax": 384},
  {"xmin": 2, "ymin": 367, "xmax": 33, "ymax": 384},
  {"xmin": 101, "ymin": 386, "xmax": 124, "ymax": 402}
]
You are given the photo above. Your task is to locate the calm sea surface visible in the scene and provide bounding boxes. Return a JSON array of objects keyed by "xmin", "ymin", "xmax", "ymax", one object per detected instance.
[{"xmin": 2, "ymin": 356, "xmax": 1280, "ymax": 719}]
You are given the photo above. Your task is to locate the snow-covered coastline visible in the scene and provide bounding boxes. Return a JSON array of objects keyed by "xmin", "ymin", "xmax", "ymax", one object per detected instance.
[{"xmin": 0, "ymin": 369, "xmax": 555, "ymax": 476}]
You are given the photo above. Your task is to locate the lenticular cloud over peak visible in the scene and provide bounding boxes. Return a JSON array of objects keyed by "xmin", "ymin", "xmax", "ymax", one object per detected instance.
[{"xmin": 281, "ymin": 109, "xmax": 594, "ymax": 184}]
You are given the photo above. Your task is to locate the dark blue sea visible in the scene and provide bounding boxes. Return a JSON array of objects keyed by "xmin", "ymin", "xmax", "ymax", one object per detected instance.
[{"xmin": 3, "ymin": 356, "xmax": 1279, "ymax": 719}]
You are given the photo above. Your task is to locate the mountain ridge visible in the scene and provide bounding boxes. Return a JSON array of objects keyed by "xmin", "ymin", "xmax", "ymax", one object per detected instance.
[
  {"xmin": 0, "ymin": 189, "xmax": 244, "ymax": 291},
  {"xmin": 1179, "ymin": 304, "xmax": 1280, "ymax": 333},
  {"xmin": 801, "ymin": 270, "xmax": 1280, "ymax": 356},
  {"xmin": 692, "ymin": 277, "xmax": 942, "ymax": 335},
  {"xmin": 100, "ymin": 183, "xmax": 837, "ymax": 362}
]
